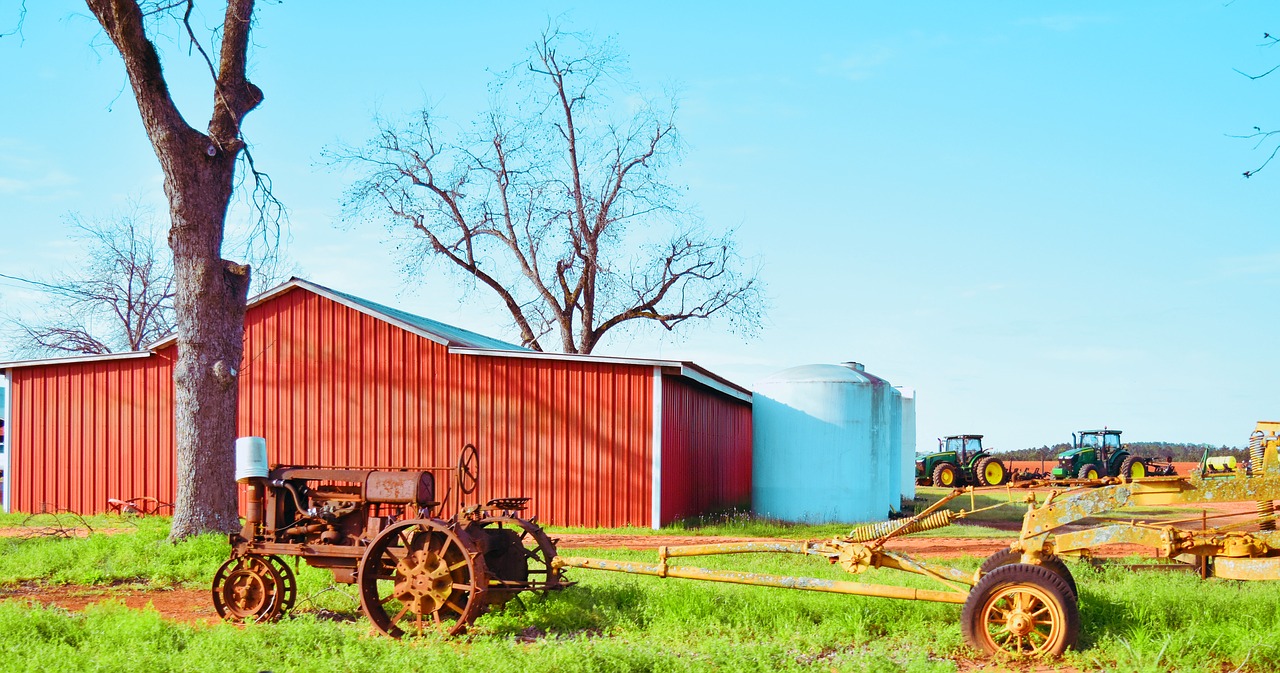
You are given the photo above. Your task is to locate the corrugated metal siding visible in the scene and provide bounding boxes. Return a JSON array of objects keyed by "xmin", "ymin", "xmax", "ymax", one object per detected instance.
[
  {"xmin": 659, "ymin": 375, "xmax": 752, "ymax": 525},
  {"xmin": 9, "ymin": 353, "xmax": 175, "ymax": 514},
  {"xmin": 6, "ymin": 286, "xmax": 722, "ymax": 527},
  {"xmin": 237, "ymin": 288, "xmax": 654, "ymax": 527}
]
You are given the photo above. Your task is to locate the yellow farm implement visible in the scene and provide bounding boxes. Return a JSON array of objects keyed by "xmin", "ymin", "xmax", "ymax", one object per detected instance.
[{"xmin": 555, "ymin": 421, "xmax": 1280, "ymax": 658}]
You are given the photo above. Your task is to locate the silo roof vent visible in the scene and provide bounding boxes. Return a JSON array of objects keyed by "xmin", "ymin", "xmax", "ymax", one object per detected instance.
[{"xmin": 841, "ymin": 361, "xmax": 866, "ymax": 372}]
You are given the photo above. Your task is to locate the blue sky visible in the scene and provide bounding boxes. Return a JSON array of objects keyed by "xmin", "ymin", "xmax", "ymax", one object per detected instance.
[{"xmin": 1, "ymin": 2, "xmax": 1277, "ymax": 451}]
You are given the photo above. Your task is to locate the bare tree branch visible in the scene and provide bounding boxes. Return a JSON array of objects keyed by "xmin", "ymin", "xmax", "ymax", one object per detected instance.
[
  {"xmin": 331, "ymin": 27, "xmax": 765, "ymax": 354},
  {"xmin": 1233, "ymin": 31, "xmax": 1280, "ymax": 177},
  {"xmin": 5, "ymin": 207, "xmax": 175, "ymax": 356},
  {"xmin": 1, "ymin": 0, "xmax": 27, "ymax": 41}
]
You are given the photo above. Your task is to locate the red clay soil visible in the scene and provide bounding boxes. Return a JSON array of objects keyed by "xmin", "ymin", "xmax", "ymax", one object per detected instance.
[{"xmin": 0, "ymin": 583, "xmax": 218, "ymax": 625}]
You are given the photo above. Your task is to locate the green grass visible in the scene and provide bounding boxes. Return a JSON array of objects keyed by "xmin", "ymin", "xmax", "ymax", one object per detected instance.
[
  {"xmin": 0, "ymin": 517, "xmax": 225, "ymax": 588},
  {"xmin": 548, "ymin": 502, "xmax": 1016, "ymax": 540},
  {"xmin": 4, "ymin": 518, "xmax": 1279, "ymax": 671}
]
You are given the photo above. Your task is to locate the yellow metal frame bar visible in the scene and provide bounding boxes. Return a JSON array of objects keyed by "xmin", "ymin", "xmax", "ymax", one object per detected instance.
[{"xmin": 553, "ymin": 555, "xmax": 969, "ymax": 604}]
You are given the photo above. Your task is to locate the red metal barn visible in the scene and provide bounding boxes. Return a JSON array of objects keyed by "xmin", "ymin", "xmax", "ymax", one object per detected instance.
[{"xmin": 0, "ymin": 279, "xmax": 751, "ymax": 528}]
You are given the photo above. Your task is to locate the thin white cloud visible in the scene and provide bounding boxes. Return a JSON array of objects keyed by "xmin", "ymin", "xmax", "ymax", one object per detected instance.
[
  {"xmin": 959, "ymin": 283, "xmax": 1007, "ymax": 299},
  {"xmin": 1016, "ymin": 14, "xmax": 1112, "ymax": 32},
  {"xmin": 0, "ymin": 170, "xmax": 76, "ymax": 195},
  {"xmin": 1214, "ymin": 251, "xmax": 1280, "ymax": 277},
  {"xmin": 825, "ymin": 46, "xmax": 897, "ymax": 82},
  {"xmin": 0, "ymin": 139, "xmax": 78, "ymax": 197},
  {"xmin": 1044, "ymin": 346, "xmax": 1144, "ymax": 364}
]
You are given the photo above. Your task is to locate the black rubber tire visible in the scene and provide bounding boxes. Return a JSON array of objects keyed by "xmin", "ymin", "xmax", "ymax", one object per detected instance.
[
  {"xmin": 1077, "ymin": 463, "xmax": 1101, "ymax": 480},
  {"xmin": 932, "ymin": 462, "xmax": 960, "ymax": 488},
  {"xmin": 1119, "ymin": 456, "xmax": 1147, "ymax": 481},
  {"xmin": 975, "ymin": 457, "xmax": 1009, "ymax": 487},
  {"xmin": 961, "ymin": 563, "xmax": 1080, "ymax": 657},
  {"xmin": 977, "ymin": 548, "xmax": 1078, "ymax": 599}
]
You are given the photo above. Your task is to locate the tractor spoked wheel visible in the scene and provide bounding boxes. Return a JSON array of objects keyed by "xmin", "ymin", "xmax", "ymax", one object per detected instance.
[
  {"xmin": 264, "ymin": 554, "xmax": 297, "ymax": 614},
  {"xmin": 358, "ymin": 519, "xmax": 489, "ymax": 638},
  {"xmin": 962, "ymin": 563, "xmax": 1079, "ymax": 657},
  {"xmin": 471, "ymin": 515, "xmax": 563, "ymax": 595},
  {"xmin": 211, "ymin": 554, "xmax": 285, "ymax": 622}
]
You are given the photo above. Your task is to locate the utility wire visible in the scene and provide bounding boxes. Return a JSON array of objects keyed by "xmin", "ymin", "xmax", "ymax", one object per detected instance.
[{"xmin": 0, "ymin": 272, "xmax": 66, "ymax": 293}]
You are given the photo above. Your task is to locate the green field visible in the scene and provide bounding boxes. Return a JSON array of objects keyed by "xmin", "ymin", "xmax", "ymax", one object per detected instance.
[{"xmin": 2, "ymin": 515, "xmax": 1279, "ymax": 672}]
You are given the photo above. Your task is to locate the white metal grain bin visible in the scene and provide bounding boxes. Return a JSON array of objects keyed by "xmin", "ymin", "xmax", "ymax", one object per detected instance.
[
  {"xmin": 896, "ymin": 387, "xmax": 917, "ymax": 502},
  {"xmin": 752, "ymin": 362, "xmax": 893, "ymax": 523}
]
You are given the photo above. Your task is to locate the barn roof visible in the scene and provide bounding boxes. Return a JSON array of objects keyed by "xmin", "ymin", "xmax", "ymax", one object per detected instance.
[
  {"xmin": 0, "ymin": 278, "xmax": 750, "ymax": 402},
  {"xmin": 273, "ymin": 279, "xmax": 529, "ymax": 351}
]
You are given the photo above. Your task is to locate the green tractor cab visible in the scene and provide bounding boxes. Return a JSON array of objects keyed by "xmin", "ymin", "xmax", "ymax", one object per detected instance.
[
  {"xmin": 1051, "ymin": 429, "xmax": 1152, "ymax": 480},
  {"xmin": 915, "ymin": 435, "xmax": 1009, "ymax": 487}
]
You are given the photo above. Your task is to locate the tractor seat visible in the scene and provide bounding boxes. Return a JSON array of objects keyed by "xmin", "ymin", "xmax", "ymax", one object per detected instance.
[{"xmin": 484, "ymin": 497, "xmax": 531, "ymax": 512}]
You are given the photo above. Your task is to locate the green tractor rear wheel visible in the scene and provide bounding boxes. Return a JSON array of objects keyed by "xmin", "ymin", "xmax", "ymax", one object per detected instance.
[
  {"xmin": 1119, "ymin": 456, "xmax": 1147, "ymax": 481},
  {"xmin": 975, "ymin": 457, "xmax": 1009, "ymax": 487}
]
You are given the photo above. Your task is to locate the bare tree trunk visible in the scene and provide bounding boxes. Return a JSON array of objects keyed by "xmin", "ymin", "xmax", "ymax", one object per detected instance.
[
  {"xmin": 169, "ymin": 195, "xmax": 250, "ymax": 537},
  {"xmin": 85, "ymin": 0, "xmax": 262, "ymax": 539}
]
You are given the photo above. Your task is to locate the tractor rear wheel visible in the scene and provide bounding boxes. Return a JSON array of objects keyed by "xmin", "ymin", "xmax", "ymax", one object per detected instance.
[
  {"xmin": 976, "ymin": 457, "xmax": 1009, "ymax": 487},
  {"xmin": 1119, "ymin": 456, "xmax": 1147, "ymax": 481},
  {"xmin": 977, "ymin": 548, "xmax": 1077, "ymax": 598},
  {"xmin": 932, "ymin": 462, "xmax": 960, "ymax": 488},
  {"xmin": 358, "ymin": 518, "xmax": 490, "ymax": 638},
  {"xmin": 1077, "ymin": 463, "xmax": 1101, "ymax": 480},
  {"xmin": 962, "ymin": 563, "xmax": 1079, "ymax": 657}
]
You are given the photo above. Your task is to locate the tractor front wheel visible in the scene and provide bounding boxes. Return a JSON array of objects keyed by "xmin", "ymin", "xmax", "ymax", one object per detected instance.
[
  {"xmin": 931, "ymin": 462, "xmax": 960, "ymax": 488},
  {"xmin": 976, "ymin": 457, "xmax": 1009, "ymax": 487},
  {"xmin": 961, "ymin": 563, "xmax": 1079, "ymax": 657},
  {"xmin": 1077, "ymin": 463, "xmax": 1101, "ymax": 481}
]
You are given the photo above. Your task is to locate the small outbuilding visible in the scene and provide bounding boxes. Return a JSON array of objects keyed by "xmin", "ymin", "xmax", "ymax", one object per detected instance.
[{"xmin": 0, "ymin": 279, "xmax": 751, "ymax": 528}]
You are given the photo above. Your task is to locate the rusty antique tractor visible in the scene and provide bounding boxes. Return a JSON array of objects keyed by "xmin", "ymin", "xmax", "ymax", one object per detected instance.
[{"xmin": 212, "ymin": 440, "xmax": 564, "ymax": 636}]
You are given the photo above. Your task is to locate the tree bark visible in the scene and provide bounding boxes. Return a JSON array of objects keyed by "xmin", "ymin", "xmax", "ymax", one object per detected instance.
[
  {"xmin": 85, "ymin": 0, "xmax": 259, "ymax": 539},
  {"xmin": 167, "ymin": 180, "xmax": 251, "ymax": 538}
]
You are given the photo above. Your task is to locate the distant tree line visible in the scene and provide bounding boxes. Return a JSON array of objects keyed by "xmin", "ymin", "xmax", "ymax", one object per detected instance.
[{"xmin": 992, "ymin": 442, "xmax": 1247, "ymax": 464}]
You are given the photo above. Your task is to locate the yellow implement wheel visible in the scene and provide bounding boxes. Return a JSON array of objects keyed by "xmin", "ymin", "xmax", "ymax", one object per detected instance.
[
  {"xmin": 962, "ymin": 564, "xmax": 1079, "ymax": 657},
  {"xmin": 932, "ymin": 462, "xmax": 959, "ymax": 487}
]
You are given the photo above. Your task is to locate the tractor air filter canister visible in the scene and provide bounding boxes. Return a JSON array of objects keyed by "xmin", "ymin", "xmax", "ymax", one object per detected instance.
[{"xmin": 235, "ymin": 436, "xmax": 269, "ymax": 483}]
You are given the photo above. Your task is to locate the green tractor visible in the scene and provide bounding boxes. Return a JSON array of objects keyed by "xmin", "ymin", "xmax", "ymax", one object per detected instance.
[
  {"xmin": 1051, "ymin": 429, "xmax": 1152, "ymax": 480},
  {"xmin": 915, "ymin": 435, "xmax": 1009, "ymax": 488}
]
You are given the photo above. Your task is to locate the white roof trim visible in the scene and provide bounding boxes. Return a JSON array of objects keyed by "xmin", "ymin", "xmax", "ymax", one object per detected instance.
[
  {"xmin": 448, "ymin": 346, "xmax": 751, "ymax": 403},
  {"xmin": 449, "ymin": 346, "xmax": 684, "ymax": 369},
  {"xmin": 673, "ymin": 365, "xmax": 752, "ymax": 404},
  {"xmin": 0, "ymin": 350, "xmax": 153, "ymax": 370}
]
